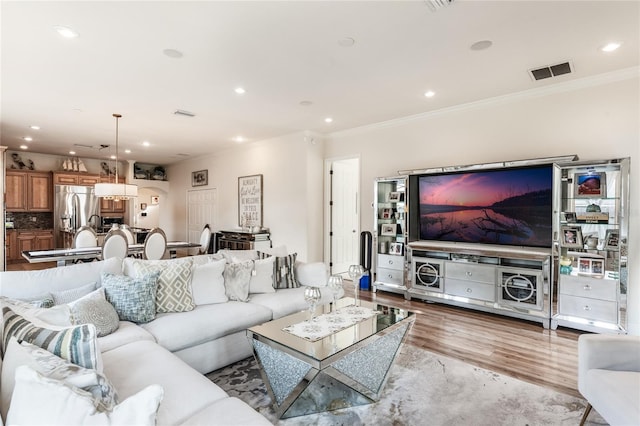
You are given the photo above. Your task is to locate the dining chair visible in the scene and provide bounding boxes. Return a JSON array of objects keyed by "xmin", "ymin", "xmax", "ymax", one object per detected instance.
[
  {"xmin": 143, "ymin": 228, "xmax": 167, "ymax": 260},
  {"xmin": 101, "ymin": 229, "xmax": 129, "ymax": 260},
  {"xmin": 198, "ymin": 224, "xmax": 212, "ymax": 254},
  {"xmin": 119, "ymin": 224, "xmax": 136, "ymax": 245},
  {"xmin": 73, "ymin": 226, "xmax": 98, "ymax": 248}
]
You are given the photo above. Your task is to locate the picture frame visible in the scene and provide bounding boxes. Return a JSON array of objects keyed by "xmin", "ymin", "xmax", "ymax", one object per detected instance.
[
  {"xmin": 389, "ymin": 242, "xmax": 404, "ymax": 256},
  {"xmin": 380, "ymin": 223, "xmax": 397, "ymax": 236},
  {"xmin": 561, "ymin": 225, "xmax": 583, "ymax": 248},
  {"xmin": 388, "ymin": 192, "xmax": 402, "ymax": 203},
  {"xmin": 238, "ymin": 174, "xmax": 263, "ymax": 227},
  {"xmin": 563, "ymin": 212, "xmax": 577, "ymax": 223},
  {"xmin": 151, "ymin": 195, "xmax": 160, "ymax": 205},
  {"xmin": 381, "ymin": 208, "xmax": 393, "ymax": 219},
  {"xmin": 574, "ymin": 172, "xmax": 606, "ymax": 198},
  {"xmin": 192, "ymin": 169, "xmax": 208, "ymax": 187},
  {"xmin": 578, "ymin": 256, "xmax": 605, "ymax": 278},
  {"xmin": 604, "ymin": 229, "xmax": 619, "ymax": 250}
]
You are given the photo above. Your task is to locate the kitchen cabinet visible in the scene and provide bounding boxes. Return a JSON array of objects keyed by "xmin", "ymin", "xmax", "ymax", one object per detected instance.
[
  {"xmin": 6, "ymin": 230, "xmax": 18, "ymax": 262},
  {"xmin": 99, "ymin": 175, "xmax": 127, "ymax": 214},
  {"xmin": 6, "ymin": 170, "xmax": 53, "ymax": 212},
  {"xmin": 15, "ymin": 230, "xmax": 54, "ymax": 259},
  {"xmin": 53, "ymin": 172, "xmax": 101, "ymax": 186}
]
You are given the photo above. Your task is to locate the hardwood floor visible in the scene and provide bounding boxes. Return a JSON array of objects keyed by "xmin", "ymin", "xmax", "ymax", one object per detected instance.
[{"xmin": 350, "ymin": 286, "xmax": 585, "ymax": 398}]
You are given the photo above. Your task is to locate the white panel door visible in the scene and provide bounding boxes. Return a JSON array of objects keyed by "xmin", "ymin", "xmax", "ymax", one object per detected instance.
[
  {"xmin": 187, "ymin": 189, "xmax": 217, "ymax": 244},
  {"xmin": 331, "ymin": 158, "xmax": 359, "ymax": 274}
]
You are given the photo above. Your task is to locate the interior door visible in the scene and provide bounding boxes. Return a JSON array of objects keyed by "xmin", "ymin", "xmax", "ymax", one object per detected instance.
[
  {"xmin": 330, "ymin": 158, "xmax": 360, "ymax": 274},
  {"xmin": 187, "ymin": 189, "xmax": 217, "ymax": 245}
]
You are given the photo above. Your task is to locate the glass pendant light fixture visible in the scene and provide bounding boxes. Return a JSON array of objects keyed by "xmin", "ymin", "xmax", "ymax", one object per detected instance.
[{"xmin": 94, "ymin": 113, "xmax": 138, "ymax": 200}]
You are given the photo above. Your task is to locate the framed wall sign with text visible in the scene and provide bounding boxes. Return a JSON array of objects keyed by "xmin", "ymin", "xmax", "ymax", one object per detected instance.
[{"xmin": 238, "ymin": 174, "xmax": 263, "ymax": 227}]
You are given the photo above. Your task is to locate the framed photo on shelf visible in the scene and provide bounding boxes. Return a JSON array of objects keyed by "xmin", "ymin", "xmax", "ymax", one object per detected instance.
[
  {"xmin": 381, "ymin": 208, "xmax": 393, "ymax": 219},
  {"xmin": 389, "ymin": 242, "xmax": 404, "ymax": 256},
  {"xmin": 574, "ymin": 172, "xmax": 606, "ymax": 198},
  {"xmin": 191, "ymin": 169, "xmax": 208, "ymax": 187},
  {"xmin": 604, "ymin": 229, "xmax": 619, "ymax": 250},
  {"xmin": 561, "ymin": 225, "xmax": 583, "ymax": 248},
  {"xmin": 578, "ymin": 257, "xmax": 605, "ymax": 278},
  {"xmin": 388, "ymin": 192, "xmax": 403, "ymax": 203},
  {"xmin": 563, "ymin": 212, "xmax": 577, "ymax": 223},
  {"xmin": 380, "ymin": 223, "xmax": 397, "ymax": 236}
]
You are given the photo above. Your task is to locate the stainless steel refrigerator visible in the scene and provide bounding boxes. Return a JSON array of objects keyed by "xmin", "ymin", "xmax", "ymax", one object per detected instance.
[{"xmin": 54, "ymin": 185, "xmax": 100, "ymax": 248}]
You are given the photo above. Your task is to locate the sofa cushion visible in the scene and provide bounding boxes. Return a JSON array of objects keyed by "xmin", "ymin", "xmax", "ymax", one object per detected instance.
[
  {"xmin": 1, "ymin": 306, "xmax": 100, "ymax": 371},
  {"xmin": 249, "ymin": 257, "xmax": 276, "ymax": 294},
  {"xmin": 295, "ymin": 261, "xmax": 329, "ymax": 287},
  {"xmin": 102, "ymin": 272, "xmax": 160, "ymax": 324},
  {"xmin": 7, "ymin": 366, "xmax": 163, "ymax": 426},
  {"xmin": 97, "ymin": 321, "xmax": 155, "ymax": 353},
  {"xmin": 223, "ymin": 261, "xmax": 253, "ymax": 302},
  {"xmin": 1, "ymin": 338, "xmax": 119, "ymax": 420},
  {"xmin": 51, "ymin": 281, "xmax": 96, "ymax": 305},
  {"xmin": 583, "ymin": 369, "xmax": 640, "ymax": 426},
  {"xmin": 0, "ymin": 258, "xmax": 122, "ymax": 300},
  {"xmin": 140, "ymin": 302, "xmax": 272, "ymax": 353},
  {"xmin": 69, "ymin": 288, "xmax": 120, "ymax": 337},
  {"xmin": 182, "ymin": 396, "xmax": 272, "ymax": 425},
  {"xmin": 101, "ymin": 340, "xmax": 227, "ymax": 426},
  {"xmin": 129, "ymin": 258, "xmax": 196, "ymax": 313},
  {"xmin": 258, "ymin": 251, "xmax": 300, "ymax": 289},
  {"xmin": 249, "ymin": 286, "xmax": 338, "ymax": 320},
  {"xmin": 191, "ymin": 258, "xmax": 228, "ymax": 305}
]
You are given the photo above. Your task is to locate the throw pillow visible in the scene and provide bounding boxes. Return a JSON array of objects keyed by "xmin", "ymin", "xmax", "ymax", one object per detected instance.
[
  {"xmin": 258, "ymin": 252, "xmax": 300, "ymax": 289},
  {"xmin": 1, "ymin": 338, "xmax": 119, "ymax": 420},
  {"xmin": 21, "ymin": 293, "xmax": 55, "ymax": 308},
  {"xmin": 1, "ymin": 306, "xmax": 100, "ymax": 370},
  {"xmin": 295, "ymin": 262, "xmax": 329, "ymax": 287},
  {"xmin": 249, "ymin": 257, "xmax": 277, "ymax": 294},
  {"xmin": 7, "ymin": 366, "xmax": 163, "ymax": 426},
  {"xmin": 190, "ymin": 258, "xmax": 228, "ymax": 305},
  {"xmin": 101, "ymin": 272, "xmax": 160, "ymax": 324},
  {"xmin": 68, "ymin": 288, "xmax": 120, "ymax": 337},
  {"xmin": 217, "ymin": 249, "xmax": 258, "ymax": 262},
  {"xmin": 51, "ymin": 282, "xmax": 97, "ymax": 305},
  {"xmin": 0, "ymin": 296, "xmax": 72, "ymax": 327},
  {"xmin": 130, "ymin": 258, "xmax": 195, "ymax": 313},
  {"xmin": 223, "ymin": 261, "xmax": 252, "ymax": 302}
]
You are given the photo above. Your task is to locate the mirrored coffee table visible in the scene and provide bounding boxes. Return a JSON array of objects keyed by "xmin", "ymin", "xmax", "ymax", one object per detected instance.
[{"xmin": 246, "ymin": 297, "xmax": 415, "ymax": 419}]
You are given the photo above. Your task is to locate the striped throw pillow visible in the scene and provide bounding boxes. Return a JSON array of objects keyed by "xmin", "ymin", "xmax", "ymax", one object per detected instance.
[
  {"xmin": 257, "ymin": 252, "xmax": 299, "ymax": 289},
  {"xmin": 1, "ymin": 306, "xmax": 100, "ymax": 370}
]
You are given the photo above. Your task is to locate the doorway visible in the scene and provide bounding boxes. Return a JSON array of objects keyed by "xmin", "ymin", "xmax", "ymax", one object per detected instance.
[
  {"xmin": 187, "ymin": 189, "xmax": 217, "ymax": 244},
  {"xmin": 325, "ymin": 157, "xmax": 360, "ymax": 275}
]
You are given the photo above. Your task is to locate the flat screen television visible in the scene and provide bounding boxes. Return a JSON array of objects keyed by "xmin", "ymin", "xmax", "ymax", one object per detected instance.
[{"xmin": 413, "ymin": 165, "xmax": 553, "ymax": 248}]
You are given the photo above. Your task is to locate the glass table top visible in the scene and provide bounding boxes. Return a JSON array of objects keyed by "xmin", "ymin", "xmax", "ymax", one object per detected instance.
[{"xmin": 247, "ymin": 297, "xmax": 414, "ymax": 362}]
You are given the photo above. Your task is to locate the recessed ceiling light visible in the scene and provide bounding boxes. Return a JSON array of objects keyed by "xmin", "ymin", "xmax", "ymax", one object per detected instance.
[
  {"xmin": 601, "ymin": 42, "xmax": 621, "ymax": 52},
  {"xmin": 163, "ymin": 48, "xmax": 183, "ymax": 58},
  {"xmin": 324, "ymin": 117, "xmax": 333, "ymax": 123},
  {"xmin": 110, "ymin": 155, "xmax": 116, "ymax": 160},
  {"xmin": 234, "ymin": 87, "xmax": 246, "ymax": 95},
  {"xmin": 142, "ymin": 141, "xmax": 150, "ymax": 147},
  {"xmin": 23, "ymin": 136, "xmax": 33, "ymax": 142},
  {"xmin": 470, "ymin": 40, "xmax": 493, "ymax": 51},
  {"xmin": 53, "ymin": 26, "xmax": 79, "ymax": 38},
  {"xmin": 69, "ymin": 151, "xmax": 76, "ymax": 155},
  {"xmin": 20, "ymin": 145, "xmax": 28, "ymax": 150},
  {"xmin": 299, "ymin": 100, "xmax": 313, "ymax": 107},
  {"xmin": 233, "ymin": 136, "xmax": 245, "ymax": 143},
  {"xmin": 338, "ymin": 37, "xmax": 356, "ymax": 47},
  {"xmin": 29, "ymin": 125, "xmax": 40, "ymax": 130},
  {"xmin": 124, "ymin": 149, "xmax": 131, "ymax": 154},
  {"xmin": 424, "ymin": 90, "xmax": 436, "ymax": 98}
]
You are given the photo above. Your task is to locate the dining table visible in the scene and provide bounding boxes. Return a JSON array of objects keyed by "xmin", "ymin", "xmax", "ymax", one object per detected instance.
[{"xmin": 22, "ymin": 241, "xmax": 202, "ymax": 267}]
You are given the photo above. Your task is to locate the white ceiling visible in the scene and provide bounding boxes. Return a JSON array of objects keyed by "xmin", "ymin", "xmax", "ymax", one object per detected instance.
[{"xmin": 1, "ymin": 1, "xmax": 638, "ymax": 165}]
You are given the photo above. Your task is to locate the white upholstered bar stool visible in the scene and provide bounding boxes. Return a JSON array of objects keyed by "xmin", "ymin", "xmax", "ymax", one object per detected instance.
[
  {"xmin": 143, "ymin": 228, "xmax": 167, "ymax": 260},
  {"xmin": 101, "ymin": 229, "xmax": 128, "ymax": 260}
]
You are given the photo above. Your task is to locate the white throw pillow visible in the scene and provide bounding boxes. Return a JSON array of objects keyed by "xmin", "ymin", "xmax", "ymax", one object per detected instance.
[
  {"xmin": 223, "ymin": 261, "xmax": 252, "ymax": 302},
  {"xmin": 0, "ymin": 296, "xmax": 72, "ymax": 327},
  {"xmin": 7, "ymin": 366, "xmax": 163, "ymax": 426},
  {"xmin": 295, "ymin": 262, "xmax": 329, "ymax": 287},
  {"xmin": 190, "ymin": 259, "xmax": 228, "ymax": 305},
  {"xmin": 51, "ymin": 282, "xmax": 97, "ymax": 305},
  {"xmin": 258, "ymin": 245, "xmax": 288, "ymax": 257},
  {"xmin": 249, "ymin": 257, "xmax": 276, "ymax": 294},
  {"xmin": 217, "ymin": 249, "xmax": 258, "ymax": 262}
]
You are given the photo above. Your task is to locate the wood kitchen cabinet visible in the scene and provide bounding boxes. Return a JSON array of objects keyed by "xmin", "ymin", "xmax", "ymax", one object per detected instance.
[
  {"xmin": 53, "ymin": 172, "xmax": 101, "ymax": 185},
  {"xmin": 5, "ymin": 230, "xmax": 18, "ymax": 262},
  {"xmin": 100, "ymin": 175, "xmax": 127, "ymax": 214},
  {"xmin": 6, "ymin": 170, "xmax": 53, "ymax": 212},
  {"xmin": 14, "ymin": 230, "xmax": 54, "ymax": 259}
]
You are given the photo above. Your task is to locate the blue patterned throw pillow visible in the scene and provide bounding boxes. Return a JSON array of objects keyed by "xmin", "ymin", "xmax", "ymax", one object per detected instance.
[{"xmin": 101, "ymin": 272, "xmax": 160, "ymax": 324}]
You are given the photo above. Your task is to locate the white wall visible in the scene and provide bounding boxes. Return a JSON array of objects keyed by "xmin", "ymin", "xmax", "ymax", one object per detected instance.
[
  {"xmin": 166, "ymin": 132, "xmax": 324, "ymax": 262},
  {"xmin": 324, "ymin": 71, "xmax": 640, "ymax": 334}
]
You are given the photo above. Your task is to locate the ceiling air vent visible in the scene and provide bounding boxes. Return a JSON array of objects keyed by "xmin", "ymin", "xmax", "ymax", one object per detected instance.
[
  {"xmin": 529, "ymin": 61, "xmax": 573, "ymax": 81},
  {"xmin": 174, "ymin": 109, "xmax": 196, "ymax": 117},
  {"xmin": 425, "ymin": 0, "xmax": 454, "ymax": 12}
]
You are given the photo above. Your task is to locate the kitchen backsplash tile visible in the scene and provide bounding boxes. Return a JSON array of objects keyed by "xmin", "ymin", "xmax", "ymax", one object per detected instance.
[{"xmin": 9, "ymin": 212, "xmax": 54, "ymax": 230}]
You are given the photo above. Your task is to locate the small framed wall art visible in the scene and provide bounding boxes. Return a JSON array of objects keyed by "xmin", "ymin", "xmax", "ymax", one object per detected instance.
[
  {"xmin": 192, "ymin": 170, "xmax": 208, "ymax": 187},
  {"xmin": 574, "ymin": 172, "xmax": 606, "ymax": 198},
  {"xmin": 238, "ymin": 174, "xmax": 263, "ymax": 227},
  {"xmin": 561, "ymin": 225, "xmax": 583, "ymax": 249},
  {"xmin": 604, "ymin": 229, "xmax": 619, "ymax": 250}
]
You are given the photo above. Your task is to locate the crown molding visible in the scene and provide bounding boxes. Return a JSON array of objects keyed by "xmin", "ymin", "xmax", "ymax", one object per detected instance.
[{"xmin": 329, "ymin": 66, "xmax": 639, "ymax": 139}]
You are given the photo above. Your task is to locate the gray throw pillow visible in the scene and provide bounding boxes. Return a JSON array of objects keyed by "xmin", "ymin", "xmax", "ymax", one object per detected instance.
[
  {"xmin": 101, "ymin": 272, "xmax": 160, "ymax": 324},
  {"xmin": 69, "ymin": 288, "xmax": 120, "ymax": 337},
  {"xmin": 223, "ymin": 261, "xmax": 252, "ymax": 302},
  {"xmin": 257, "ymin": 252, "xmax": 300, "ymax": 289}
]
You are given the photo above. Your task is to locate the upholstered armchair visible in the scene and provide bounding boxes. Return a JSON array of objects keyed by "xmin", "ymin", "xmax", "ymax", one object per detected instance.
[{"xmin": 578, "ymin": 333, "xmax": 640, "ymax": 426}]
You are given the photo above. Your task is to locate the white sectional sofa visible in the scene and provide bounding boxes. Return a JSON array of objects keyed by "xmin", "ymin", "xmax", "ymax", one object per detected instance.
[{"xmin": 0, "ymin": 251, "xmax": 339, "ymax": 425}]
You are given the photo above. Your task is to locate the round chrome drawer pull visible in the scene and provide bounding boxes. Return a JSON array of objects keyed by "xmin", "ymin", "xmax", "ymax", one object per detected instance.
[
  {"xmin": 583, "ymin": 306, "xmax": 591, "ymax": 311},
  {"xmin": 583, "ymin": 285, "xmax": 591, "ymax": 291},
  {"xmin": 466, "ymin": 288, "xmax": 472, "ymax": 293}
]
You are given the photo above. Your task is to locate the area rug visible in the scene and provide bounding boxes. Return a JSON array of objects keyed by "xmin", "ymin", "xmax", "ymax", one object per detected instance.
[{"xmin": 206, "ymin": 345, "xmax": 607, "ymax": 425}]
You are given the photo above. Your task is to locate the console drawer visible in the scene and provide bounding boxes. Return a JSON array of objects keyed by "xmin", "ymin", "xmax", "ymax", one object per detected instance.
[
  {"xmin": 560, "ymin": 275, "xmax": 617, "ymax": 301},
  {"xmin": 376, "ymin": 267, "xmax": 404, "ymax": 285},
  {"xmin": 445, "ymin": 262, "xmax": 495, "ymax": 284},
  {"xmin": 559, "ymin": 294, "xmax": 617, "ymax": 323},
  {"xmin": 445, "ymin": 279, "xmax": 495, "ymax": 302},
  {"xmin": 378, "ymin": 254, "xmax": 404, "ymax": 271}
]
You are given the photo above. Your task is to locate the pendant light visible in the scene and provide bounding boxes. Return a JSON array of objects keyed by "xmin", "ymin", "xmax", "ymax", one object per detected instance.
[{"xmin": 94, "ymin": 113, "xmax": 138, "ymax": 200}]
